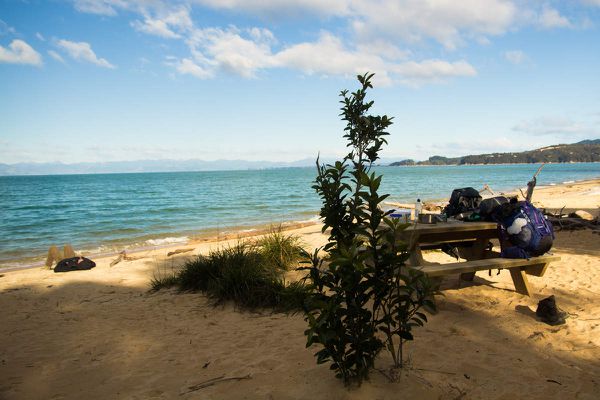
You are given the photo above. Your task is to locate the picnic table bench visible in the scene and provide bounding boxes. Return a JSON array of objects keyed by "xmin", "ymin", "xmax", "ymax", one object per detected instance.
[{"xmin": 397, "ymin": 220, "xmax": 560, "ymax": 296}]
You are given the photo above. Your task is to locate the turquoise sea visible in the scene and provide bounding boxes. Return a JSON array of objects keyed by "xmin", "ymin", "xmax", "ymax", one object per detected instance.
[{"xmin": 1, "ymin": 163, "xmax": 598, "ymax": 270}]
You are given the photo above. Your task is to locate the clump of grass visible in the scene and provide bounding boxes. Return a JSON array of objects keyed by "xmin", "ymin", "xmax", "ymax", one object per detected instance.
[
  {"xmin": 150, "ymin": 261, "xmax": 181, "ymax": 291},
  {"xmin": 275, "ymin": 280, "xmax": 312, "ymax": 311},
  {"xmin": 255, "ymin": 228, "xmax": 304, "ymax": 271},
  {"xmin": 152, "ymin": 231, "xmax": 311, "ymax": 311},
  {"xmin": 150, "ymin": 273, "xmax": 180, "ymax": 292}
]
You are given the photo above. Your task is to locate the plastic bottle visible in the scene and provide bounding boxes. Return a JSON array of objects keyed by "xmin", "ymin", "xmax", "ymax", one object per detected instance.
[{"xmin": 415, "ymin": 198, "xmax": 422, "ymax": 221}]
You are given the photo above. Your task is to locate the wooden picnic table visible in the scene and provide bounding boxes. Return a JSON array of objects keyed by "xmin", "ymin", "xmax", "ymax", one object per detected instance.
[
  {"xmin": 399, "ymin": 221, "xmax": 498, "ymax": 266},
  {"xmin": 397, "ymin": 220, "xmax": 559, "ymax": 296}
]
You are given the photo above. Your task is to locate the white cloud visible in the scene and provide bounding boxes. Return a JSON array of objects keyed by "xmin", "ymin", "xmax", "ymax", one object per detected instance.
[
  {"xmin": 274, "ymin": 33, "xmax": 476, "ymax": 85},
  {"xmin": 56, "ymin": 39, "xmax": 116, "ymax": 68},
  {"xmin": 349, "ymin": 0, "xmax": 518, "ymax": 50},
  {"xmin": 36, "ymin": 32, "xmax": 46, "ymax": 41},
  {"xmin": 131, "ymin": 7, "xmax": 193, "ymax": 38},
  {"xmin": 513, "ymin": 117, "xmax": 597, "ymax": 137},
  {"xmin": 191, "ymin": 1, "xmax": 582, "ymax": 49},
  {"xmin": 538, "ymin": 6, "xmax": 572, "ymax": 28},
  {"xmin": 72, "ymin": 0, "xmax": 121, "ymax": 16},
  {"xmin": 0, "ymin": 39, "xmax": 43, "ymax": 66},
  {"xmin": 48, "ymin": 50, "xmax": 66, "ymax": 64},
  {"xmin": 174, "ymin": 58, "xmax": 213, "ymax": 79},
  {"xmin": 504, "ymin": 50, "xmax": 526, "ymax": 64},
  {"xmin": 132, "ymin": 18, "xmax": 181, "ymax": 38},
  {"xmin": 194, "ymin": 0, "xmax": 350, "ymax": 17},
  {"xmin": 173, "ymin": 28, "xmax": 477, "ymax": 86},
  {"xmin": 274, "ymin": 32, "xmax": 384, "ymax": 77},
  {"xmin": 186, "ymin": 26, "xmax": 276, "ymax": 78},
  {"xmin": 161, "ymin": 7, "xmax": 194, "ymax": 30}
]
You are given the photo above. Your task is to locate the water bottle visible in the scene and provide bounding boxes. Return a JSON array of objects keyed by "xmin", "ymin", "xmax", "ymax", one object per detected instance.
[{"xmin": 415, "ymin": 198, "xmax": 422, "ymax": 221}]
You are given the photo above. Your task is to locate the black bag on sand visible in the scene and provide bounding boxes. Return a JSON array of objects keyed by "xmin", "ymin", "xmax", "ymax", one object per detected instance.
[
  {"xmin": 443, "ymin": 187, "xmax": 482, "ymax": 217},
  {"xmin": 535, "ymin": 295, "xmax": 568, "ymax": 326},
  {"xmin": 479, "ymin": 196, "xmax": 509, "ymax": 221},
  {"xmin": 54, "ymin": 257, "xmax": 96, "ymax": 273}
]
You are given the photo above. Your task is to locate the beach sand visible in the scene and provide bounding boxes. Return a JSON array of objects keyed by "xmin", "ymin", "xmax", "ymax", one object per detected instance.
[{"xmin": 1, "ymin": 180, "xmax": 599, "ymax": 399}]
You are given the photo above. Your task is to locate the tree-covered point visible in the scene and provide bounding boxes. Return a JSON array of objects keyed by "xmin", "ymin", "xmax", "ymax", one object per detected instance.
[{"xmin": 390, "ymin": 140, "xmax": 600, "ymax": 166}]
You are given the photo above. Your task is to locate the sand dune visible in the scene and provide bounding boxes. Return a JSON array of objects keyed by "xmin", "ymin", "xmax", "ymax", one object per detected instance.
[{"xmin": 1, "ymin": 180, "xmax": 599, "ymax": 399}]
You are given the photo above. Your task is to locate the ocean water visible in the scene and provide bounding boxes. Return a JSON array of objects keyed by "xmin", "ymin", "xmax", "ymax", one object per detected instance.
[{"xmin": 1, "ymin": 163, "xmax": 598, "ymax": 269}]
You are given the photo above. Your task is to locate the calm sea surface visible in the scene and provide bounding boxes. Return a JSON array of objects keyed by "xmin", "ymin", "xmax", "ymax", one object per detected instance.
[{"xmin": 1, "ymin": 163, "xmax": 598, "ymax": 269}]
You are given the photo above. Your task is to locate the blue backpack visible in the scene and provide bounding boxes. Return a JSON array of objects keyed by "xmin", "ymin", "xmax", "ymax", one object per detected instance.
[{"xmin": 495, "ymin": 201, "xmax": 554, "ymax": 259}]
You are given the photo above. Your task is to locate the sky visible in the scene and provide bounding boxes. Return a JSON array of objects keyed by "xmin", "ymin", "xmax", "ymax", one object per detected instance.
[{"xmin": 1, "ymin": 0, "xmax": 600, "ymax": 165}]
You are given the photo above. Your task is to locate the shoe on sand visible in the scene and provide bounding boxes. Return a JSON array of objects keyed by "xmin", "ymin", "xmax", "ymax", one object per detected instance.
[{"xmin": 535, "ymin": 295, "xmax": 568, "ymax": 326}]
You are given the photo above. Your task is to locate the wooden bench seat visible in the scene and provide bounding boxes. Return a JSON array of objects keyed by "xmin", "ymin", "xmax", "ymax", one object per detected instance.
[{"xmin": 408, "ymin": 255, "xmax": 561, "ymax": 296}]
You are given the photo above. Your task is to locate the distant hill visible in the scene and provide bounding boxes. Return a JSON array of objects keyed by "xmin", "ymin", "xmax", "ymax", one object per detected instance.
[
  {"xmin": 577, "ymin": 139, "xmax": 600, "ymax": 145},
  {"xmin": 390, "ymin": 140, "xmax": 600, "ymax": 166},
  {"xmin": 0, "ymin": 157, "xmax": 404, "ymax": 176},
  {"xmin": 0, "ymin": 158, "xmax": 319, "ymax": 176}
]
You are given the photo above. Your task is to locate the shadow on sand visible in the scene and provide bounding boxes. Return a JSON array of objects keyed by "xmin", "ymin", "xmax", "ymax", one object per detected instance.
[{"xmin": 1, "ymin": 255, "xmax": 599, "ymax": 399}]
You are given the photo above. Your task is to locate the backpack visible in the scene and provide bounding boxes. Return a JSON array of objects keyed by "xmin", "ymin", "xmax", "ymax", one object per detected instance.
[
  {"xmin": 479, "ymin": 196, "xmax": 509, "ymax": 221},
  {"xmin": 443, "ymin": 187, "xmax": 482, "ymax": 217},
  {"xmin": 54, "ymin": 257, "xmax": 96, "ymax": 273},
  {"xmin": 494, "ymin": 201, "xmax": 554, "ymax": 259}
]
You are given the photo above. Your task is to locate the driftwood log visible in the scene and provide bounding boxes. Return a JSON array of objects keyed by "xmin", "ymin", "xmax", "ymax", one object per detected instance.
[
  {"xmin": 167, "ymin": 248, "xmax": 194, "ymax": 257},
  {"xmin": 110, "ymin": 250, "xmax": 143, "ymax": 267},
  {"xmin": 543, "ymin": 206, "xmax": 599, "ymax": 232}
]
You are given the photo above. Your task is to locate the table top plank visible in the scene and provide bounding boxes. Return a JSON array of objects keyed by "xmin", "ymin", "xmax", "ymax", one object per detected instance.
[{"xmin": 402, "ymin": 221, "xmax": 498, "ymax": 234}]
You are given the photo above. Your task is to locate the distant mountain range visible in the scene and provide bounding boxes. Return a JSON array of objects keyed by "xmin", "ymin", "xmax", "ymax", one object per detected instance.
[
  {"xmin": 2, "ymin": 140, "xmax": 598, "ymax": 176},
  {"xmin": 0, "ymin": 158, "xmax": 323, "ymax": 176},
  {"xmin": 390, "ymin": 139, "xmax": 600, "ymax": 166}
]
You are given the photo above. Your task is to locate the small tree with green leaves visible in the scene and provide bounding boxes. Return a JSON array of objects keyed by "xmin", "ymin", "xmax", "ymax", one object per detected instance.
[{"xmin": 302, "ymin": 73, "xmax": 437, "ymax": 386}]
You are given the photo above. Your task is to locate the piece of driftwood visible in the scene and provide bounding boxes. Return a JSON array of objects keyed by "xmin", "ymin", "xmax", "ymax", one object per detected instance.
[
  {"xmin": 525, "ymin": 164, "xmax": 545, "ymax": 202},
  {"xmin": 167, "ymin": 248, "xmax": 194, "ymax": 257},
  {"xmin": 109, "ymin": 250, "xmax": 143, "ymax": 267},
  {"xmin": 110, "ymin": 252, "xmax": 125, "ymax": 267},
  {"xmin": 480, "ymin": 184, "xmax": 495, "ymax": 196},
  {"xmin": 543, "ymin": 205, "xmax": 599, "ymax": 231},
  {"xmin": 181, "ymin": 374, "xmax": 252, "ymax": 395},
  {"xmin": 546, "ymin": 216, "xmax": 599, "ymax": 231},
  {"xmin": 543, "ymin": 206, "xmax": 567, "ymax": 219}
]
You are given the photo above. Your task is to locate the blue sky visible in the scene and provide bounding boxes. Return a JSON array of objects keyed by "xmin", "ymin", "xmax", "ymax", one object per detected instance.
[{"xmin": 1, "ymin": 0, "xmax": 599, "ymax": 164}]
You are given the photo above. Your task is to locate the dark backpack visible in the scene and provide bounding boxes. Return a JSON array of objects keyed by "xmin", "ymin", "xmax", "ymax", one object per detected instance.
[
  {"xmin": 495, "ymin": 201, "xmax": 554, "ymax": 259},
  {"xmin": 443, "ymin": 187, "xmax": 482, "ymax": 217},
  {"xmin": 479, "ymin": 196, "xmax": 509, "ymax": 221},
  {"xmin": 54, "ymin": 257, "xmax": 96, "ymax": 273}
]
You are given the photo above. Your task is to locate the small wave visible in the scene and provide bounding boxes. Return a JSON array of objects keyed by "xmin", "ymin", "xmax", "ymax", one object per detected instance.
[
  {"xmin": 563, "ymin": 180, "xmax": 575, "ymax": 184},
  {"xmin": 281, "ymin": 215, "xmax": 320, "ymax": 226},
  {"xmin": 145, "ymin": 236, "xmax": 189, "ymax": 246},
  {"xmin": 81, "ymin": 245, "xmax": 116, "ymax": 255}
]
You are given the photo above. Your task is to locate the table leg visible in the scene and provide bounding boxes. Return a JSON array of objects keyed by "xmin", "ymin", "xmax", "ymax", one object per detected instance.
[
  {"xmin": 525, "ymin": 262, "xmax": 550, "ymax": 277},
  {"xmin": 459, "ymin": 238, "xmax": 489, "ymax": 281},
  {"xmin": 408, "ymin": 247, "xmax": 425, "ymax": 266},
  {"xmin": 509, "ymin": 268, "xmax": 532, "ymax": 296}
]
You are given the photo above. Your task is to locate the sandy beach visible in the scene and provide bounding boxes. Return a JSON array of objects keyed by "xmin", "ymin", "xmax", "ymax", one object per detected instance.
[{"xmin": 1, "ymin": 179, "xmax": 599, "ymax": 399}]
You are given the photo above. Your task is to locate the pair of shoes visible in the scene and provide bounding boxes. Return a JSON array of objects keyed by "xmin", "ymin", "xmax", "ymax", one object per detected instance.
[{"xmin": 535, "ymin": 295, "xmax": 568, "ymax": 326}]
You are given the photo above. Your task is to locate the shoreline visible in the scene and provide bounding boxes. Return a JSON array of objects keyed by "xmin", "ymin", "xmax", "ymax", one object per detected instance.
[
  {"xmin": 0, "ymin": 218, "xmax": 321, "ymax": 273},
  {"xmin": 2, "ymin": 176, "xmax": 598, "ymax": 273}
]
